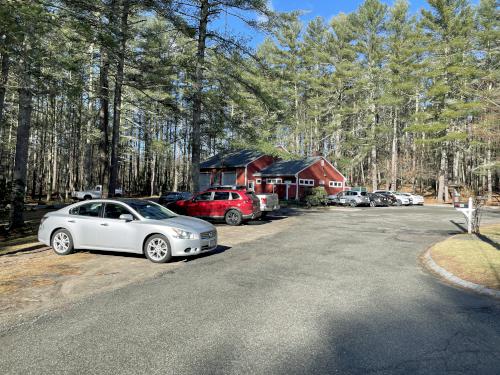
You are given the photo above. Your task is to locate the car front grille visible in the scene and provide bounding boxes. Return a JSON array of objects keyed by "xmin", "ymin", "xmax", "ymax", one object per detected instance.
[{"xmin": 200, "ymin": 230, "xmax": 216, "ymax": 240}]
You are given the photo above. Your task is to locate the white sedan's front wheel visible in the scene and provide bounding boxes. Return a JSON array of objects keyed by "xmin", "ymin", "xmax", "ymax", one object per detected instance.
[
  {"xmin": 51, "ymin": 229, "xmax": 74, "ymax": 256},
  {"xmin": 144, "ymin": 235, "xmax": 172, "ymax": 263}
]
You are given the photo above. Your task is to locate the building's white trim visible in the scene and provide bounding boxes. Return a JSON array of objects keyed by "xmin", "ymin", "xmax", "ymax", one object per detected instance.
[
  {"xmin": 299, "ymin": 179, "xmax": 314, "ymax": 186},
  {"xmin": 266, "ymin": 178, "xmax": 282, "ymax": 184},
  {"xmin": 329, "ymin": 181, "xmax": 343, "ymax": 188}
]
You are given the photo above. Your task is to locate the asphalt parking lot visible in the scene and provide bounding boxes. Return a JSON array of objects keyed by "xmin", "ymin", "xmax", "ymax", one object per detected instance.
[{"xmin": 1, "ymin": 205, "xmax": 499, "ymax": 374}]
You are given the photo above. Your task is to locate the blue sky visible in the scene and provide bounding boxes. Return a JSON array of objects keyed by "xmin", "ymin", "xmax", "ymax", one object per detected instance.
[{"xmin": 219, "ymin": 0, "xmax": 480, "ymax": 47}]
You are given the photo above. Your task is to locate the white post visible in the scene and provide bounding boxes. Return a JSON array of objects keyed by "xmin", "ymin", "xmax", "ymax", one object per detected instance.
[{"xmin": 468, "ymin": 197, "xmax": 473, "ymax": 234}]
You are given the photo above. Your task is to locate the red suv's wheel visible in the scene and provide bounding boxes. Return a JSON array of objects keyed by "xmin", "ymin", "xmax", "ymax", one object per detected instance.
[{"xmin": 225, "ymin": 209, "xmax": 242, "ymax": 226}]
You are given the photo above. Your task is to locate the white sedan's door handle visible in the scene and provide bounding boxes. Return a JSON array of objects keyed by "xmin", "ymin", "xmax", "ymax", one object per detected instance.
[
  {"xmin": 100, "ymin": 223, "xmax": 109, "ymax": 226},
  {"xmin": 68, "ymin": 220, "xmax": 76, "ymax": 223}
]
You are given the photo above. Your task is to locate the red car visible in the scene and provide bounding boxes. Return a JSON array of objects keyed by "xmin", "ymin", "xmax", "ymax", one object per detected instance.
[{"xmin": 171, "ymin": 187, "xmax": 261, "ymax": 225}]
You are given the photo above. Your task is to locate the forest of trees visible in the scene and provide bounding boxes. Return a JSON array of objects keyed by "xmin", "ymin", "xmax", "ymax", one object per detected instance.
[{"xmin": 0, "ymin": 0, "xmax": 498, "ymax": 228}]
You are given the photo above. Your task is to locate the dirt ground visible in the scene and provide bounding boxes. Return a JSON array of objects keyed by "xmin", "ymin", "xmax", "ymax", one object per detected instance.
[{"xmin": 0, "ymin": 212, "xmax": 298, "ymax": 326}]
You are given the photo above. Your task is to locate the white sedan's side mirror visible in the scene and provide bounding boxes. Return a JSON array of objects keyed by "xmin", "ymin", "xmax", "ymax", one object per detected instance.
[{"xmin": 119, "ymin": 214, "xmax": 134, "ymax": 222}]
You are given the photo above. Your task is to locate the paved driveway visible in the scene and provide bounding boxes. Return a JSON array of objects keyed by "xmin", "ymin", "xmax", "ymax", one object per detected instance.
[{"xmin": 1, "ymin": 206, "xmax": 499, "ymax": 374}]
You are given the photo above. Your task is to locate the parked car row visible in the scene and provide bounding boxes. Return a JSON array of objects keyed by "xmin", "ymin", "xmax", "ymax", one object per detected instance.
[
  {"xmin": 327, "ymin": 190, "xmax": 424, "ymax": 207},
  {"xmin": 38, "ymin": 185, "xmax": 281, "ymax": 264},
  {"xmin": 44, "ymin": 184, "xmax": 424, "ymax": 264},
  {"xmin": 164, "ymin": 185, "xmax": 280, "ymax": 225}
]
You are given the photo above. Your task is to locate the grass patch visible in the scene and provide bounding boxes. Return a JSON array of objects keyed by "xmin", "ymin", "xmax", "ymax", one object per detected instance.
[{"xmin": 431, "ymin": 224, "xmax": 500, "ymax": 290}]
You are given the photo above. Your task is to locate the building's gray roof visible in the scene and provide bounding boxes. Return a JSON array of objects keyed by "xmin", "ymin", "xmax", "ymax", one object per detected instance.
[
  {"xmin": 200, "ymin": 149, "xmax": 264, "ymax": 169},
  {"xmin": 257, "ymin": 157, "xmax": 322, "ymax": 177}
]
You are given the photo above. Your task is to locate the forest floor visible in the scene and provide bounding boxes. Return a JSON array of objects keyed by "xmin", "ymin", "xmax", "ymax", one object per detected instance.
[
  {"xmin": 430, "ymin": 224, "xmax": 500, "ymax": 290},
  {"xmin": 0, "ymin": 209, "xmax": 299, "ymax": 327}
]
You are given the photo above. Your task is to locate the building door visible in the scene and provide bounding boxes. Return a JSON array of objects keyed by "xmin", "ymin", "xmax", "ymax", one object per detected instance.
[{"xmin": 247, "ymin": 180, "xmax": 255, "ymax": 191}]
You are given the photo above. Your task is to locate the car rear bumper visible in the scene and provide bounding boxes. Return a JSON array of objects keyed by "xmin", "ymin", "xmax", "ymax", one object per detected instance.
[
  {"xmin": 260, "ymin": 204, "xmax": 280, "ymax": 212},
  {"xmin": 243, "ymin": 211, "xmax": 262, "ymax": 220}
]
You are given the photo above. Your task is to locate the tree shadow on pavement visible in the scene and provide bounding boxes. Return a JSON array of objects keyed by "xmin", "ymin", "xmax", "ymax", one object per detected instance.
[{"xmin": 186, "ymin": 280, "xmax": 500, "ymax": 375}]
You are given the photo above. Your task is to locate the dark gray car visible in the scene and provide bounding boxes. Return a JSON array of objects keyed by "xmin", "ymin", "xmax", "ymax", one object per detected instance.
[{"xmin": 159, "ymin": 192, "xmax": 193, "ymax": 206}]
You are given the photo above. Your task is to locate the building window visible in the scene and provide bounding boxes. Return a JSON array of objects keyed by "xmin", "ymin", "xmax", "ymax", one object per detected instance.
[
  {"xmin": 299, "ymin": 179, "xmax": 314, "ymax": 186},
  {"xmin": 221, "ymin": 171, "xmax": 236, "ymax": 185},
  {"xmin": 256, "ymin": 179, "xmax": 262, "ymax": 184},
  {"xmin": 329, "ymin": 181, "xmax": 343, "ymax": 187},
  {"xmin": 266, "ymin": 178, "xmax": 282, "ymax": 184},
  {"xmin": 199, "ymin": 173, "xmax": 211, "ymax": 191}
]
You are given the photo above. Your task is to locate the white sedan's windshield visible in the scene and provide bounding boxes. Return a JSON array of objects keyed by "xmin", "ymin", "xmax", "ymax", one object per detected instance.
[{"xmin": 128, "ymin": 201, "xmax": 177, "ymax": 220}]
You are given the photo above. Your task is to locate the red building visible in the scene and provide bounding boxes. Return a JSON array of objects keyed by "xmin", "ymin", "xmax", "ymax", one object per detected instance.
[
  {"xmin": 199, "ymin": 149, "xmax": 276, "ymax": 191},
  {"xmin": 200, "ymin": 150, "xmax": 347, "ymax": 200},
  {"xmin": 253, "ymin": 156, "xmax": 347, "ymax": 200}
]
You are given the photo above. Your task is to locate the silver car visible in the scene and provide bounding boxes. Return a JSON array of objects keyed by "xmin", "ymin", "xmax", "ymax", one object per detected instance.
[
  {"xmin": 335, "ymin": 190, "xmax": 370, "ymax": 207},
  {"xmin": 38, "ymin": 199, "xmax": 218, "ymax": 263}
]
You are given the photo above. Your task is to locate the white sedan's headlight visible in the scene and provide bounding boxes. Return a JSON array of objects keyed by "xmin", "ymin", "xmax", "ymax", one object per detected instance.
[{"xmin": 171, "ymin": 228, "xmax": 195, "ymax": 239}]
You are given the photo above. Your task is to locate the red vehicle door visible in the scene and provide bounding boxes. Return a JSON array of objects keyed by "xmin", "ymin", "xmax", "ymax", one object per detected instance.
[
  {"xmin": 186, "ymin": 191, "xmax": 213, "ymax": 217},
  {"xmin": 210, "ymin": 191, "xmax": 231, "ymax": 217}
]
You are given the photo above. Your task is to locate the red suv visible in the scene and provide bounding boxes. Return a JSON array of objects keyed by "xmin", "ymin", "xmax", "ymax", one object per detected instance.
[{"xmin": 171, "ymin": 187, "xmax": 261, "ymax": 225}]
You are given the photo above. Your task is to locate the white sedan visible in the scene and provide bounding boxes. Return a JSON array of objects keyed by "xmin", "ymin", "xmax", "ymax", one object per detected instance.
[
  {"xmin": 38, "ymin": 199, "xmax": 218, "ymax": 263},
  {"xmin": 400, "ymin": 192, "xmax": 424, "ymax": 205}
]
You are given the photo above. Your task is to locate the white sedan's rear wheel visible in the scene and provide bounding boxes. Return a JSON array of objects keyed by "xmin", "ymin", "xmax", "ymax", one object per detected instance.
[
  {"xmin": 144, "ymin": 235, "xmax": 172, "ymax": 263},
  {"xmin": 51, "ymin": 229, "xmax": 74, "ymax": 255}
]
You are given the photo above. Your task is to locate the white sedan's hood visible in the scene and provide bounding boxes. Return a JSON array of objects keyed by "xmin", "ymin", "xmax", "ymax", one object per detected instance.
[{"xmin": 152, "ymin": 215, "xmax": 215, "ymax": 233}]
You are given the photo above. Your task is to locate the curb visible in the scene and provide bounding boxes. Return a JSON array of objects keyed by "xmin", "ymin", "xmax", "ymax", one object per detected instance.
[{"xmin": 423, "ymin": 248, "xmax": 500, "ymax": 299}]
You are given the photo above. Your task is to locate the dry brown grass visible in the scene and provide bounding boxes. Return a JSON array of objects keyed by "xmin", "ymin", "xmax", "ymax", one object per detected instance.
[
  {"xmin": 0, "ymin": 251, "xmax": 88, "ymax": 294},
  {"xmin": 431, "ymin": 224, "xmax": 500, "ymax": 290}
]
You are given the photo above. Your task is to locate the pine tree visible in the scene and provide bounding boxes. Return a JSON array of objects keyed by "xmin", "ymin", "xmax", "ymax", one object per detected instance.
[
  {"xmin": 351, "ymin": 0, "xmax": 387, "ymax": 191},
  {"xmin": 420, "ymin": 0, "xmax": 475, "ymax": 202}
]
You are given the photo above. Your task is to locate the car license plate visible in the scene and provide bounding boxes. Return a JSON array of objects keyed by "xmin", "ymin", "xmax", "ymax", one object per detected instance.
[
  {"xmin": 209, "ymin": 239, "xmax": 216, "ymax": 247},
  {"xmin": 340, "ymin": 199, "xmax": 346, "ymax": 203}
]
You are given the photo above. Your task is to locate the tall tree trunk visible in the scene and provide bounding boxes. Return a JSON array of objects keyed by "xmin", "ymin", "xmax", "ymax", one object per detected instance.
[
  {"xmin": 190, "ymin": 0, "xmax": 209, "ymax": 193},
  {"xmin": 109, "ymin": 0, "xmax": 130, "ymax": 197},
  {"xmin": 437, "ymin": 147, "xmax": 447, "ymax": 203},
  {"xmin": 390, "ymin": 108, "xmax": 398, "ymax": 191},
  {"xmin": 9, "ymin": 66, "xmax": 33, "ymax": 228},
  {"xmin": 98, "ymin": 47, "xmax": 110, "ymax": 198},
  {"xmin": 370, "ymin": 101, "xmax": 378, "ymax": 191},
  {"xmin": 0, "ymin": 46, "xmax": 9, "ymax": 128},
  {"xmin": 486, "ymin": 142, "xmax": 492, "ymax": 202},
  {"xmin": 0, "ymin": 40, "xmax": 10, "ymax": 203}
]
